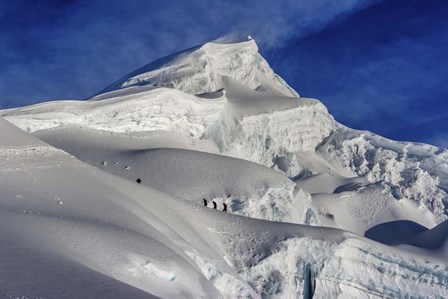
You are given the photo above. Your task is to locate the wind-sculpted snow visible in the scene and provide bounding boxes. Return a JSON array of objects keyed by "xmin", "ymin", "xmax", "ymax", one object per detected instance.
[
  {"xmin": 0, "ymin": 78, "xmax": 337, "ymax": 180},
  {"xmin": 2, "ymin": 64, "xmax": 448, "ymax": 228},
  {"xmin": 35, "ymin": 127, "xmax": 313, "ymax": 225},
  {"xmin": 1, "ymin": 38, "xmax": 448, "ymax": 297},
  {"xmin": 214, "ymin": 216, "xmax": 448, "ymax": 299},
  {"xmin": 212, "ymin": 102, "xmax": 336, "ymax": 175},
  {"xmin": 100, "ymin": 39, "xmax": 299, "ymax": 98},
  {"xmin": 311, "ymin": 181, "xmax": 436, "ymax": 236},
  {"xmin": 1, "ymin": 122, "xmax": 447, "ymax": 298},
  {"xmin": 1, "ymin": 87, "xmax": 224, "ymax": 138},
  {"xmin": 318, "ymin": 127, "xmax": 448, "ymax": 223},
  {"xmin": 209, "ymin": 76, "xmax": 337, "ymax": 178}
]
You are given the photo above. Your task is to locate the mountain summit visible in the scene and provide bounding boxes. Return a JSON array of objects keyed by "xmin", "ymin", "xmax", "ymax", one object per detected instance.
[{"xmin": 100, "ymin": 39, "xmax": 299, "ymax": 97}]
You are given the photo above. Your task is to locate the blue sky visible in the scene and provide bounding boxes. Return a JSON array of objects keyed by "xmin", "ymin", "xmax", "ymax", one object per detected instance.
[{"xmin": 0, "ymin": 0, "xmax": 447, "ymax": 147}]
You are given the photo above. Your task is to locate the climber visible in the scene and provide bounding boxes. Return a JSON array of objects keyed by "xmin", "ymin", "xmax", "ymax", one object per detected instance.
[
  {"xmin": 203, "ymin": 198, "xmax": 207, "ymax": 206},
  {"xmin": 223, "ymin": 202, "xmax": 228, "ymax": 212},
  {"xmin": 136, "ymin": 178, "xmax": 142, "ymax": 184},
  {"xmin": 212, "ymin": 201, "xmax": 217, "ymax": 209}
]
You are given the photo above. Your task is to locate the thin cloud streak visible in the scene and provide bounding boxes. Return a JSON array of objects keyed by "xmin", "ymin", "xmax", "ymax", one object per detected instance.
[
  {"xmin": 0, "ymin": 0, "xmax": 378, "ymax": 107},
  {"xmin": 265, "ymin": 0, "xmax": 448, "ymax": 147}
]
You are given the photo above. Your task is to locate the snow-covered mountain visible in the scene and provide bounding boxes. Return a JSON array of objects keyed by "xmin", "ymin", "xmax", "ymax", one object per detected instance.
[
  {"xmin": 100, "ymin": 39, "xmax": 299, "ymax": 97},
  {"xmin": 1, "ymin": 39, "xmax": 447, "ymax": 298}
]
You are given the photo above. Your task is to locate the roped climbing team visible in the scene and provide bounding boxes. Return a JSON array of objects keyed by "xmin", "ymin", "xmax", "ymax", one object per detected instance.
[
  {"xmin": 203, "ymin": 198, "xmax": 228, "ymax": 212},
  {"xmin": 137, "ymin": 178, "xmax": 229, "ymax": 213}
]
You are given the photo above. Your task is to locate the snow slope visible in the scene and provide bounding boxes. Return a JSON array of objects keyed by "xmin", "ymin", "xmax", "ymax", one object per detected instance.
[
  {"xmin": 0, "ymin": 118, "xmax": 220, "ymax": 298},
  {"xmin": 1, "ymin": 38, "xmax": 448, "ymax": 298},
  {"xmin": 35, "ymin": 127, "xmax": 312, "ymax": 225},
  {"xmin": 1, "ymin": 117, "xmax": 447, "ymax": 298}
]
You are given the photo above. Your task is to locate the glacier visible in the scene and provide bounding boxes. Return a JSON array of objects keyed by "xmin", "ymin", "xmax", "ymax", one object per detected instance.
[{"xmin": 0, "ymin": 39, "xmax": 447, "ymax": 298}]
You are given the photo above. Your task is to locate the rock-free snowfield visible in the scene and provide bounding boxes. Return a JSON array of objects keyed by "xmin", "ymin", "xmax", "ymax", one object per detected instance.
[{"xmin": 1, "ymin": 39, "xmax": 447, "ymax": 298}]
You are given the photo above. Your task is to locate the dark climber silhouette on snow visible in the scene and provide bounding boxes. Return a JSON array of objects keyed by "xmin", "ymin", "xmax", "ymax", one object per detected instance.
[
  {"xmin": 203, "ymin": 199, "xmax": 228, "ymax": 212},
  {"xmin": 136, "ymin": 178, "xmax": 141, "ymax": 184}
]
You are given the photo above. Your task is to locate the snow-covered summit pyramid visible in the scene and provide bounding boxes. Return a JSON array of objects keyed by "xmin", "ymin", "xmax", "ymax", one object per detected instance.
[{"xmin": 100, "ymin": 39, "xmax": 299, "ymax": 97}]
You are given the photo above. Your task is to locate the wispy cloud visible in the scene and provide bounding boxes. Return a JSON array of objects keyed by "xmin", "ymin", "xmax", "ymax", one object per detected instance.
[
  {"xmin": 264, "ymin": 0, "xmax": 448, "ymax": 146},
  {"xmin": 428, "ymin": 134, "xmax": 448, "ymax": 149},
  {"xmin": 0, "ymin": 0, "xmax": 379, "ymax": 107}
]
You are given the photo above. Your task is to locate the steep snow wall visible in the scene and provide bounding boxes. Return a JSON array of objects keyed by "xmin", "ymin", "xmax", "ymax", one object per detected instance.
[
  {"xmin": 209, "ymin": 76, "xmax": 337, "ymax": 178},
  {"xmin": 0, "ymin": 88, "xmax": 224, "ymax": 139},
  {"xmin": 211, "ymin": 102, "xmax": 336, "ymax": 175}
]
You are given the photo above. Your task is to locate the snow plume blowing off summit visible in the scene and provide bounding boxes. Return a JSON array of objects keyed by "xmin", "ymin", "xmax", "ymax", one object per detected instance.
[{"xmin": 0, "ymin": 38, "xmax": 447, "ymax": 298}]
